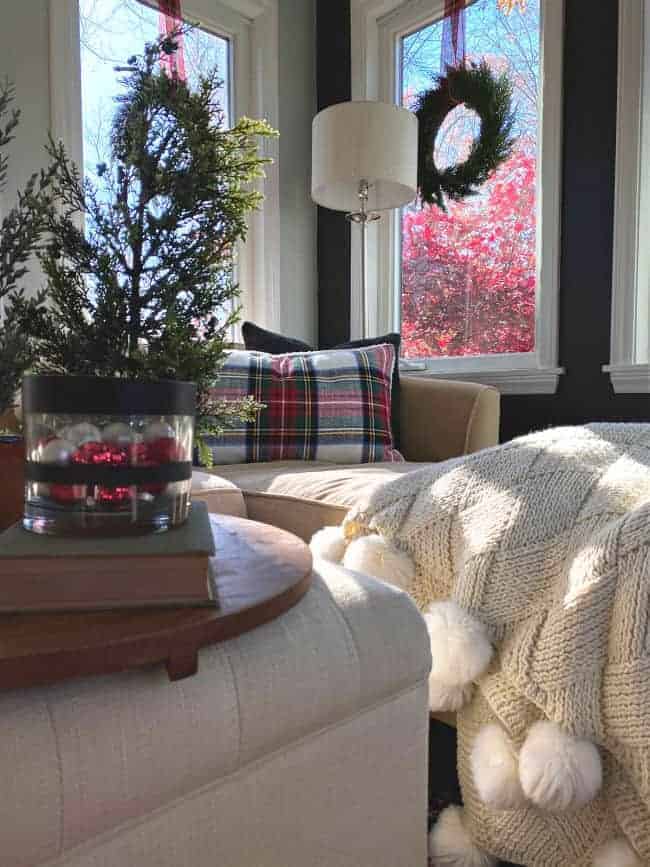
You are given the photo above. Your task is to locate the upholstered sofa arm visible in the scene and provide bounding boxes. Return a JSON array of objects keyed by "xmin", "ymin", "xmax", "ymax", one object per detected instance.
[{"xmin": 399, "ymin": 376, "xmax": 500, "ymax": 463}]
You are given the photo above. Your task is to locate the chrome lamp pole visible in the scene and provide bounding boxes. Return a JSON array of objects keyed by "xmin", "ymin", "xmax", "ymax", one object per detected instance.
[{"xmin": 346, "ymin": 179, "xmax": 380, "ymax": 338}]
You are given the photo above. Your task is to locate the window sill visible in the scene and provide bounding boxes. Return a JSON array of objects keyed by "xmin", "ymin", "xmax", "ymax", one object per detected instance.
[
  {"xmin": 603, "ymin": 363, "xmax": 650, "ymax": 393},
  {"xmin": 399, "ymin": 362, "xmax": 564, "ymax": 395}
]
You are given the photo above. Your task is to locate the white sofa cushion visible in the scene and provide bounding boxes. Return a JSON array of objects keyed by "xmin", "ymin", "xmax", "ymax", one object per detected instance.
[
  {"xmin": 201, "ymin": 460, "xmax": 422, "ymax": 540},
  {"xmin": 190, "ymin": 470, "xmax": 246, "ymax": 517},
  {"xmin": 1, "ymin": 564, "xmax": 430, "ymax": 865},
  {"xmin": 209, "ymin": 460, "xmax": 421, "ymax": 507}
]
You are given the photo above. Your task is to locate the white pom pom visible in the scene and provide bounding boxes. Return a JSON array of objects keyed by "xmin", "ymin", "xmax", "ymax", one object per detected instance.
[
  {"xmin": 592, "ymin": 838, "xmax": 643, "ymax": 867},
  {"xmin": 518, "ymin": 720, "xmax": 602, "ymax": 812},
  {"xmin": 342, "ymin": 534, "xmax": 415, "ymax": 590},
  {"xmin": 429, "ymin": 675, "xmax": 474, "ymax": 712},
  {"xmin": 471, "ymin": 723, "xmax": 526, "ymax": 810},
  {"xmin": 423, "ymin": 601, "xmax": 493, "ymax": 687},
  {"xmin": 428, "ymin": 806, "xmax": 497, "ymax": 867},
  {"xmin": 310, "ymin": 526, "xmax": 347, "ymax": 564}
]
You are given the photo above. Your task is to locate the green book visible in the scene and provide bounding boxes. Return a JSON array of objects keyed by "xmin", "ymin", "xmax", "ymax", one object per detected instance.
[
  {"xmin": 0, "ymin": 500, "xmax": 214, "ymax": 559},
  {"xmin": 0, "ymin": 501, "xmax": 217, "ymax": 612}
]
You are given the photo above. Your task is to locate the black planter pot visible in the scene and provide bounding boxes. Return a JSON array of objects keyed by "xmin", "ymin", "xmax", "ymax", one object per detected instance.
[{"xmin": 22, "ymin": 375, "xmax": 196, "ymax": 536}]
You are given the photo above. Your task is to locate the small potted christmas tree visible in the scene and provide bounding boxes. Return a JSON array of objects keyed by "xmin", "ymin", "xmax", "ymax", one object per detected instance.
[
  {"xmin": 0, "ymin": 81, "xmax": 52, "ymax": 531},
  {"xmin": 24, "ymin": 32, "xmax": 273, "ymax": 535}
]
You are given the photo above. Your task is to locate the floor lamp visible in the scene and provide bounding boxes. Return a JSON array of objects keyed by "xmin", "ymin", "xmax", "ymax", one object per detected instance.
[{"xmin": 311, "ymin": 101, "xmax": 418, "ymax": 338}]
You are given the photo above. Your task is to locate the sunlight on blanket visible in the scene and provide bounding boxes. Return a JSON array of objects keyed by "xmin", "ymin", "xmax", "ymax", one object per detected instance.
[{"xmin": 563, "ymin": 544, "xmax": 608, "ymax": 610}]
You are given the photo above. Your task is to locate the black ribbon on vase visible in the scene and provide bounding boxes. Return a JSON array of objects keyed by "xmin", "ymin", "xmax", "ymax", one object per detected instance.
[{"xmin": 25, "ymin": 462, "xmax": 193, "ymax": 485}]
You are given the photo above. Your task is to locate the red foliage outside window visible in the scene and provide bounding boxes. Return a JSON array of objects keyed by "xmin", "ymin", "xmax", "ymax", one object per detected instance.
[{"xmin": 401, "ymin": 143, "xmax": 536, "ymax": 358}]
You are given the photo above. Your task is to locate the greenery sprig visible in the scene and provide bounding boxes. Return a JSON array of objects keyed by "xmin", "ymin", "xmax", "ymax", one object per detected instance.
[{"xmin": 415, "ymin": 61, "xmax": 516, "ymax": 211}]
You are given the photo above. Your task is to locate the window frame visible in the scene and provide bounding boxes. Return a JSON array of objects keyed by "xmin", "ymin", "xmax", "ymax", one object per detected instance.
[
  {"xmin": 350, "ymin": 0, "xmax": 565, "ymax": 394},
  {"xmin": 49, "ymin": 0, "xmax": 280, "ymax": 331},
  {"xmin": 604, "ymin": 0, "xmax": 650, "ymax": 393}
]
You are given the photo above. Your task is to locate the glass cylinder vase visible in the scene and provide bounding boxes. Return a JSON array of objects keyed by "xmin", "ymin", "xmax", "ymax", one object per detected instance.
[{"xmin": 22, "ymin": 375, "xmax": 196, "ymax": 536}]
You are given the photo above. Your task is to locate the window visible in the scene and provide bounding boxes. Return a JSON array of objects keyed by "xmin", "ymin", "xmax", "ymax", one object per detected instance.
[
  {"xmin": 606, "ymin": 0, "xmax": 650, "ymax": 392},
  {"xmin": 49, "ymin": 0, "xmax": 280, "ymax": 328},
  {"xmin": 79, "ymin": 1, "xmax": 232, "ymax": 184},
  {"xmin": 351, "ymin": 0, "xmax": 564, "ymax": 393},
  {"xmin": 399, "ymin": 2, "xmax": 538, "ymax": 360}
]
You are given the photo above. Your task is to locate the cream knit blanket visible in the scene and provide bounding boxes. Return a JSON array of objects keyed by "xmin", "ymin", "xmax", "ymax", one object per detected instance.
[{"xmin": 342, "ymin": 424, "xmax": 650, "ymax": 866}]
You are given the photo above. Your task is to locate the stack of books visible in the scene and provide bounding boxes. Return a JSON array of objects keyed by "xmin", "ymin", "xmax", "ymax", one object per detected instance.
[{"xmin": 0, "ymin": 501, "xmax": 216, "ymax": 613}]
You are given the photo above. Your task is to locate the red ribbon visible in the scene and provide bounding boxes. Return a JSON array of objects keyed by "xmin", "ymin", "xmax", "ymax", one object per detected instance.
[
  {"xmin": 158, "ymin": 0, "xmax": 187, "ymax": 80},
  {"xmin": 441, "ymin": 0, "xmax": 466, "ymax": 70}
]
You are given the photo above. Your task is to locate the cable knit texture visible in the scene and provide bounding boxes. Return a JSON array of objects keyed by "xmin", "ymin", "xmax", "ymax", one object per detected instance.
[{"xmin": 343, "ymin": 424, "xmax": 650, "ymax": 866}]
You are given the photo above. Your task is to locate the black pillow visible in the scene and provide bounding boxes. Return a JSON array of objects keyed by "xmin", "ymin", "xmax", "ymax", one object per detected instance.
[
  {"xmin": 241, "ymin": 322, "xmax": 402, "ymax": 449},
  {"xmin": 241, "ymin": 322, "xmax": 312, "ymax": 354}
]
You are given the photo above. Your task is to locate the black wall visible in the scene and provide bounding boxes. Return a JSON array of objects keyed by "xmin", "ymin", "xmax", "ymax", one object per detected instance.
[
  {"xmin": 316, "ymin": 0, "xmax": 650, "ymax": 441},
  {"xmin": 316, "ymin": 0, "xmax": 352, "ymax": 348}
]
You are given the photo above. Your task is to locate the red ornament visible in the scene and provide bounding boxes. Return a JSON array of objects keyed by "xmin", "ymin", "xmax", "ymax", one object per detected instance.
[
  {"xmin": 136, "ymin": 437, "xmax": 180, "ymax": 497},
  {"xmin": 128, "ymin": 441, "xmax": 164, "ymax": 495},
  {"xmin": 72, "ymin": 441, "xmax": 130, "ymax": 466},
  {"xmin": 146, "ymin": 437, "xmax": 182, "ymax": 464},
  {"xmin": 67, "ymin": 442, "xmax": 133, "ymax": 508},
  {"xmin": 50, "ymin": 484, "xmax": 85, "ymax": 504},
  {"xmin": 59, "ymin": 437, "xmax": 181, "ymax": 506},
  {"xmin": 95, "ymin": 486, "xmax": 133, "ymax": 505},
  {"xmin": 128, "ymin": 441, "xmax": 153, "ymax": 466}
]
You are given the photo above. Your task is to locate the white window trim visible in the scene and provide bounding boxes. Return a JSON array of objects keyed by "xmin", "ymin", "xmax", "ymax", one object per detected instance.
[
  {"xmin": 350, "ymin": 0, "xmax": 565, "ymax": 395},
  {"xmin": 48, "ymin": 0, "xmax": 280, "ymax": 332},
  {"xmin": 604, "ymin": 0, "xmax": 650, "ymax": 393}
]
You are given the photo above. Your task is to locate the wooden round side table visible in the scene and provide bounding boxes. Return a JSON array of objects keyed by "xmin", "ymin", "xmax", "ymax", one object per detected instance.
[{"xmin": 0, "ymin": 514, "xmax": 312, "ymax": 690}]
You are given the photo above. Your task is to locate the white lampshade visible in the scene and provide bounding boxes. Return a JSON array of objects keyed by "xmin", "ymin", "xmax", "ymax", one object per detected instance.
[{"xmin": 311, "ymin": 101, "xmax": 418, "ymax": 213}]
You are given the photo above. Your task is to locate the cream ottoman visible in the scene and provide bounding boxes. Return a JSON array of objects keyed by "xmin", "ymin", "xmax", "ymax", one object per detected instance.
[{"xmin": 2, "ymin": 561, "xmax": 432, "ymax": 867}]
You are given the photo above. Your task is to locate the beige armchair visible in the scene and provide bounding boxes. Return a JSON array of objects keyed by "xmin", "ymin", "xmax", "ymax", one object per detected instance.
[{"xmin": 399, "ymin": 376, "xmax": 500, "ymax": 462}]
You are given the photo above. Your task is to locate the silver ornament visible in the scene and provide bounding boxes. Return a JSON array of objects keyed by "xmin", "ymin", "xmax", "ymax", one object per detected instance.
[
  {"xmin": 40, "ymin": 438, "xmax": 76, "ymax": 464},
  {"xmin": 63, "ymin": 422, "xmax": 102, "ymax": 446},
  {"xmin": 102, "ymin": 422, "xmax": 133, "ymax": 445},
  {"xmin": 143, "ymin": 420, "xmax": 175, "ymax": 441}
]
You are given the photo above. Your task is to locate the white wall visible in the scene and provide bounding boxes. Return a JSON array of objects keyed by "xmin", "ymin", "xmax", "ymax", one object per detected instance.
[
  {"xmin": 0, "ymin": 0, "xmax": 317, "ymax": 343},
  {"xmin": 278, "ymin": 0, "xmax": 317, "ymax": 343},
  {"xmin": 0, "ymin": 3, "xmax": 51, "ymax": 209}
]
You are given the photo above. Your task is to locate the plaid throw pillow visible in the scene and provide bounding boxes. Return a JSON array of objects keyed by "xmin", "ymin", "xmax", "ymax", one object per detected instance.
[
  {"xmin": 241, "ymin": 321, "xmax": 403, "ymax": 449},
  {"xmin": 206, "ymin": 344, "xmax": 403, "ymax": 465}
]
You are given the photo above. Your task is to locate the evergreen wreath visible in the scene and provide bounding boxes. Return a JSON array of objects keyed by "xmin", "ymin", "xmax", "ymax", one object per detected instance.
[{"xmin": 415, "ymin": 61, "xmax": 516, "ymax": 211}]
